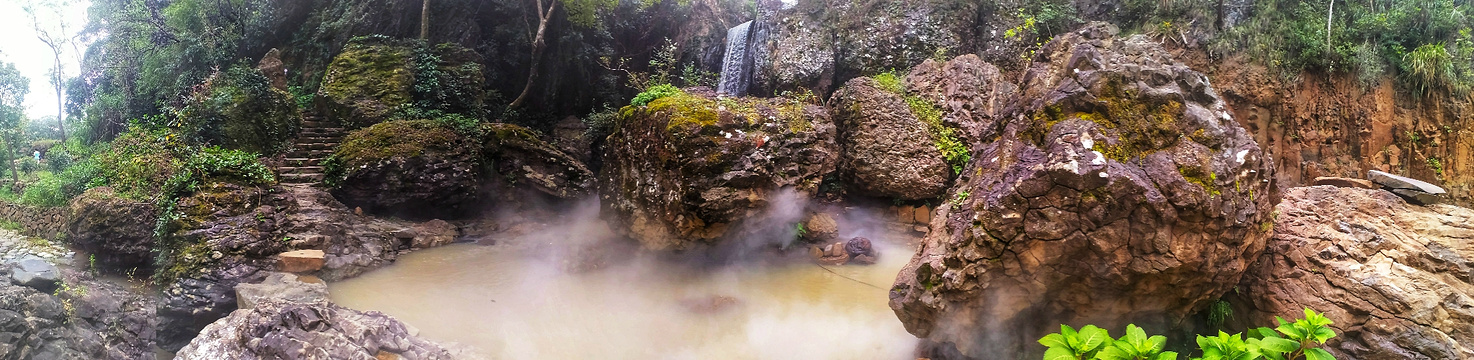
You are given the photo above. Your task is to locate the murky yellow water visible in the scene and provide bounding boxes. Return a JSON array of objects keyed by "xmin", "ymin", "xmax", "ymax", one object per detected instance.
[{"xmin": 328, "ymin": 240, "xmax": 917, "ymax": 359}]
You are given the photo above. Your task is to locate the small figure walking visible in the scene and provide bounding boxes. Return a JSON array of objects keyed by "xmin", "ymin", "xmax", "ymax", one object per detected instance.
[{"xmin": 32, "ymin": 150, "xmax": 40, "ymax": 161}]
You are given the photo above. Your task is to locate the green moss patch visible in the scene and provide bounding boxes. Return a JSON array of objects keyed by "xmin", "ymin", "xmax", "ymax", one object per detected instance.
[
  {"xmin": 871, "ymin": 71, "xmax": 971, "ymax": 175},
  {"xmin": 333, "ymin": 120, "xmax": 468, "ymax": 168}
]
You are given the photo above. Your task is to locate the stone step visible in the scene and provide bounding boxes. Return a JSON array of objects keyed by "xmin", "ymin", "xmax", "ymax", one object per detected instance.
[
  {"xmin": 297, "ymin": 136, "xmax": 341, "ymax": 142},
  {"xmin": 277, "ymin": 166, "xmax": 325, "ymax": 173},
  {"xmin": 280, "ymin": 173, "xmax": 326, "ymax": 183},
  {"xmin": 297, "ymin": 143, "xmax": 339, "ymax": 151},
  {"xmin": 284, "ymin": 151, "xmax": 332, "ymax": 159},
  {"xmin": 301, "ymin": 121, "xmax": 336, "ymax": 127},
  {"xmin": 281, "ymin": 158, "xmax": 321, "ymax": 166}
]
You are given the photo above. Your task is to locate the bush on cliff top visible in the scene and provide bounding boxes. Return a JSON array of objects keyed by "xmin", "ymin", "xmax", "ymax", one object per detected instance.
[{"xmin": 176, "ymin": 64, "xmax": 301, "ymax": 155}]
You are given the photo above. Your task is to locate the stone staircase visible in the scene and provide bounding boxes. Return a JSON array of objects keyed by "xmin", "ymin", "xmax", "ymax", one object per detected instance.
[{"xmin": 278, "ymin": 113, "xmax": 344, "ymax": 186}]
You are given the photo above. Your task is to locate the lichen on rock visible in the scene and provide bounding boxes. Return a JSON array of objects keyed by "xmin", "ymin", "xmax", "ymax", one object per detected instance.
[
  {"xmin": 599, "ymin": 87, "xmax": 838, "ymax": 251},
  {"xmin": 330, "ymin": 119, "xmax": 481, "ymax": 219},
  {"xmin": 888, "ymin": 23, "xmax": 1278, "ymax": 358}
]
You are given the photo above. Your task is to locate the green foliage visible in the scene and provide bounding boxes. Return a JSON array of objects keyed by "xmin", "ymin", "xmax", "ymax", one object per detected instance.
[
  {"xmin": 951, "ymin": 191, "xmax": 971, "ymax": 207},
  {"xmin": 1040, "ymin": 308, "xmax": 1338, "ymax": 360},
  {"xmin": 96, "ymin": 124, "xmax": 272, "ymax": 206},
  {"xmin": 1213, "ymin": 0, "xmax": 1474, "ymax": 91},
  {"xmin": 794, "ymin": 222, "xmax": 808, "ymax": 238},
  {"xmin": 1428, "ymin": 156, "xmax": 1444, "ymax": 177},
  {"xmin": 1208, "ymin": 300, "xmax": 1234, "ymax": 330},
  {"xmin": 631, "ymin": 84, "xmax": 682, "ymax": 107},
  {"xmin": 1098, "ymin": 325, "xmax": 1178, "ymax": 360},
  {"xmin": 176, "ymin": 64, "xmax": 301, "ymax": 155},
  {"xmin": 1038, "ymin": 324, "xmax": 1112, "ymax": 360},
  {"xmin": 561, "ymin": 0, "xmax": 621, "ymax": 28},
  {"xmin": 1402, "ymin": 43, "xmax": 1468, "ymax": 95},
  {"xmin": 872, "ymin": 71, "xmax": 906, "ymax": 94}
]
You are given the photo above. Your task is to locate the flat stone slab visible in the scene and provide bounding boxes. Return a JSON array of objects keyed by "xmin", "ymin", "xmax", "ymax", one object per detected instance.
[
  {"xmin": 235, "ymin": 272, "xmax": 329, "ymax": 310},
  {"xmin": 1392, "ymin": 188, "xmax": 1443, "ymax": 205},
  {"xmin": 1368, "ymin": 170, "xmax": 1446, "ymax": 194},
  {"xmin": 7, "ymin": 256, "xmax": 60, "ymax": 291},
  {"xmin": 1313, "ymin": 177, "xmax": 1377, "ymax": 189},
  {"xmin": 276, "ymin": 249, "xmax": 326, "ymax": 273}
]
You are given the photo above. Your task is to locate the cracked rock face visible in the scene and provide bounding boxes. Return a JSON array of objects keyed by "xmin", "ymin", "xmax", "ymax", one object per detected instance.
[
  {"xmin": 1231, "ymin": 186, "xmax": 1474, "ymax": 360},
  {"xmin": 599, "ymin": 88, "xmax": 838, "ymax": 251},
  {"xmin": 888, "ymin": 23, "xmax": 1277, "ymax": 358},
  {"xmin": 830, "ymin": 77, "xmax": 952, "ymax": 200}
]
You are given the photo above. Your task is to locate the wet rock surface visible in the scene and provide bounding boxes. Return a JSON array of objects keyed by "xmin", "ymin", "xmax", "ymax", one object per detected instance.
[
  {"xmin": 0, "ymin": 269, "xmax": 156, "ymax": 360},
  {"xmin": 333, "ymin": 120, "xmax": 482, "ymax": 219},
  {"xmin": 6, "ymin": 256, "xmax": 60, "ymax": 292},
  {"xmin": 1231, "ymin": 186, "xmax": 1474, "ymax": 360},
  {"xmin": 482, "ymin": 123, "xmax": 595, "ymax": 201},
  {"xmin": 177, "ymin": 272, "xmax": 465, "ymax": 360},
  {"xmin": 65, "ymin": 187, "xmax": 157, "ymax": 270},
  {"xmin": 889, "ymin": 23, "xmax": 1277, "ymax": 358},
  {"xmin": 599, "ymin": 88, "xmax": 838, "ymax": 250},
  {"xmin": 904, "ymin": 54, "xmax": 1017, "ymax": 146},
  {"xmin": 830, "ymin": 77, "xmax": 952, "ymax": 200}
]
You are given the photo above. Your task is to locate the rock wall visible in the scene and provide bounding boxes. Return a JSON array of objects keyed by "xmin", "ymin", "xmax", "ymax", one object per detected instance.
[
  {"xmin": 1183, "ymin": 53, "xmax": 1474, "ymax": 207},
  {"xmin": 1232, "ymin": 186, "xmax": 1474, "ymax": 359},
  {"xmin": 0, "ymin": 201, "xmax": 67, "ymax": 240}
]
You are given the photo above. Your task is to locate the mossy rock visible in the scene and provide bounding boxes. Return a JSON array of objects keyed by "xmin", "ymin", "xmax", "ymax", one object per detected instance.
[
  {"xmin": 599, "ymin": 88, "xmax": 839, "ymax": 251},
  {"xmin": 317, "ymin": 36, "xmax": 486, "ymax": 129},
  {"xmin": 181, "ymin": 65, "xmax": 301, "ymax": 155},
  {"xmin": 318, "ymin": 37, "xmax": 416, "ymax": 129},
  {"xmin": 65, "ymin": 187, "xmax": 158, "ymax": 272},
  {"xmin": 331, "ymin": 120, "xmax": 482, "ymax": 219},
  {"xmin": 481, "ymin": 123, "xmax": 594, "ymax": 200}
]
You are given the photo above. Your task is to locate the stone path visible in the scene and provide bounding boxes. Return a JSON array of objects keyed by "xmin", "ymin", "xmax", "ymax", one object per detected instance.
[
  {"xmin": 0, "ymin": 228, "xmax": 72, "ymax": 264},
  {"xmin": 277, "ymin": 112, "xmax": 344, "ymax": 186}
]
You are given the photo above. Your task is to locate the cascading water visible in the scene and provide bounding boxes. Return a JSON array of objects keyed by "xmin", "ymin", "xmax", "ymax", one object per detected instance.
[{"xmin": 717, "ymin": 21, "xmax": 754, "ymax": 96}]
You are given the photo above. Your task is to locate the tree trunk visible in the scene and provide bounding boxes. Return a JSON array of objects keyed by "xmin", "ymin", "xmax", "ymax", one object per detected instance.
[
  {"xmin": 1326, "ymin": 0, "xmax": 1334, "ymax": 54},
  {"xmin": 508, "ymin": 0, "xmax": 557, "ymax": 110},
  {"xmin": 420, "ymin": 0, "xmax": 431, "ymax": 40},
  {"xmin": 3, "ymin": 136, "xmax": 17, "ymax": 188}
]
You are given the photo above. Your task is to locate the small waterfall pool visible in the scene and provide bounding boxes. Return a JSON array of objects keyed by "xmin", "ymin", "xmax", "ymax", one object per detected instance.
[{"xmin": 328, "ymin": 237, "xmax": 918, "ymax": 359}]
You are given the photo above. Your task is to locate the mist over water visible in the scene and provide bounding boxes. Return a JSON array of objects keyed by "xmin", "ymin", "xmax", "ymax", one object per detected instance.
[{"xmin": 328, "ymin": 199, "xmax": 919, "ymax": 359}]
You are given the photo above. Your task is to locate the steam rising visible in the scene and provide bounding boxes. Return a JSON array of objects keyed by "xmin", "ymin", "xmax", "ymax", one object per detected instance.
[{"xmin": 328, "ymin": 196, "xmax": 920, "ymax": 359}]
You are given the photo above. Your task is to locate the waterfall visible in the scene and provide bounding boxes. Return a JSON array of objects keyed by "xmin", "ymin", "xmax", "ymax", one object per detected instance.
[{"xmin": 717, "ymin": 21, "xmax": 754, "ymax": 97}]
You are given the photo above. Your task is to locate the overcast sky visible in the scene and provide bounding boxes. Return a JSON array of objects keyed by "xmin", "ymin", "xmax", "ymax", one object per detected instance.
[{"xmin": 0, "ymin": 0, "xmax": 92, "ymax": 119}]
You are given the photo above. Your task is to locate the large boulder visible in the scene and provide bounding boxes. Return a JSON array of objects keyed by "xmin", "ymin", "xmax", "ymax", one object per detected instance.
[
  {"xmin": 176, "ymin": 272, "xmax": 463, "ymax": 360},
  {"xmin": 331, "ymin": 119, "xmax": 482, "ymax": 219},
  {"xmin": 1231, "ymin": 186, "xmax": 1474, "ymax": 359},
  {"xmin": 65, "ymin": 187, "xmax": 157, "ymax": 271},
  {"xmin": 482, "ymin": 123, "xmax": 595, "ymax": 200},
  {"xmin": 830, "ymin": 77, "xmax": 952, "ymax": 200},
  {"xmin": 889, "ymin": 23, "xmax": 1278, "ymax": 358},
  {"xmin": 317, "ymin": 36, "xmax": 485, "ymax": 129},
  {"xmin": 749, "ymin": 0, "xmax": 970, "ymax": 95},
  {"xmin": 599, "ymin": 88, "xmax": 838, "ymax": 250},
  {"xmin": 904, "ymin": 54, "xmax": 1018, "ymax": 146}
]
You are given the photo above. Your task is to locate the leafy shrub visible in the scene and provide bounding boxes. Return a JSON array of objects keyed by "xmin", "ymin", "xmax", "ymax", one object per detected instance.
[
  {"xmin": 18, "ymin": 160, "xmax": 101, "ymax": 207},
  {"xmin": 630, "ymin": 83, "xmax": 682, "ymax": 107},
  {"xmin": 1402, "ymin": 43, "xmax": 1467, "ymax": 94},
  {"xmin": 1039, "ymin": 308, "xmax": 1339, "ymax": 360},
  {"xmin": 176, "ymin": 64, "xmax": 301, "ymax": 155}
]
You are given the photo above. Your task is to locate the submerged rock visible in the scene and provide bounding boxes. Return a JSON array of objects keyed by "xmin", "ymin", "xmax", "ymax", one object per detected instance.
[
  {"xmin": 1232, "ymin": 186, "xmax": 1474, "ymax": 359},
  {"xmin": 599, "ymin": 88, "xmax": 838, "ymax": 251},
  {"xmin": 889, "ymin": 23, "xmax": 1277, "ymax": 358}
]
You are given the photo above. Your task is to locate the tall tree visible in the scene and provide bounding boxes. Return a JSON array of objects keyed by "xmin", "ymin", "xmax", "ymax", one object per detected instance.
[
  {"xmin": 0, "ymin": 60, "xmax": 31, "ymax": 187},
  {"xmin": 22, "ymin": 0, "xmax": 77, "ymax": 144},
  {"xmin": 507, "ymin": 0, "xmax": 617, "ymax": 109},
  {"xmin": 421, "ymin": 0, "xmax": 431, "ymax": 40}
]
